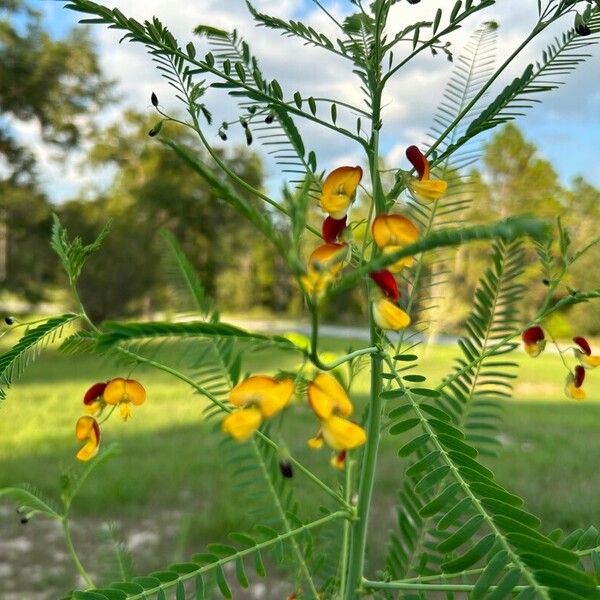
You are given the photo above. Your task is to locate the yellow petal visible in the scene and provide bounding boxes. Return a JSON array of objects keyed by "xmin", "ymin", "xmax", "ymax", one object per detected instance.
[
  {"xmin": 382, "ymin": 245, "xmax": 415, "ymax": 273},
  {"xmin": 372, "ymin": 214, "xmax": 419, "ymax": 249},
  {"xmin": 373, "ymin": 299, "xmax": 411, "ymax": 331},
  {"xmin": 308, "ymin": 373, "xmax": 353, "ymax": 419},
  {"xmin": 308, "ymin": 243, "xmax": 348, "ymax": 276},
  {"xmin": 85, "ymin": 400, "xmax": 103, "ymax": 416},
  {"xmin": 222, "ymin": 408, "xmax": 263, "ymax": 441},
  {"xmin": 125, "ymin": 379, "xmax": 146, "ymax": 405},
  {"xmin": 259, "ymin": 378, "xmax": 294, "ymax": 418},
  {"xmin": 565, "ymin": 382, "xmax": 586, "ymax": 401},
  {"xmin": 581, "ymin": 354, "xmax": 600, "ymax": 369},
  {"xmin": 320, "ymin": 166, "xmax": 362, "ymax": 218},
  {"xmin": 119, "ymin": 403, "xmax": 132, "ymax": 421},
  {"xmin": 308, "ymin": 435, "xmax": 324, "ymax": 450},
  {"xmin": 229, "ymin": 375, "xmax": 279, "ymax": 408},
  {"xmin": 75, "ymin": 416, "xmax": 100, "ymax": 462},
  {"xmin": 103, "ymin": 377, "xmax": 127, "ymax": 405},
  {"xmin": 322, "ymin": 416, "xmax": 366, "ymax": 451},
  {"xmin": 524, "ymin": 342, "xmax": 545, "ymax": 358},
  {"xmin": 409, "ymin": 178, "xmax": 448, "ymax": 202},
  {"xmin": 300, "ymin": 271, "xmax": 334, "ymax": 299}
]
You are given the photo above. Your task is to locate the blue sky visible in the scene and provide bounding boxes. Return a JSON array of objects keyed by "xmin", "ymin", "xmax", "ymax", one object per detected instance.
[{"xmin": 15, "ymin": 1, "xmax": 600, "ymax": 200}]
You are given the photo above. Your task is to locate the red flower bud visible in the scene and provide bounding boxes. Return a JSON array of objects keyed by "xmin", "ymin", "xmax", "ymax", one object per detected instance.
[
  {"xmin": 83, "ymin": 382, "xmax": 107, "ymax": 405},
  {"xmin": 522, "ymin": 325, "xmax": 544, "ymax": 346},
  {"xmin": 370, "ymin": 270, "xmax": 400, "ymax": 301},
  {"xmin": 573, "ymin": 336, "xmax": 592, "ymax": 356},
  {"xmin": 322, "ymin": 216, "xmax": 347, "ymax": 243},
  {"xmin": 574, "ymin": 365, "xmax": 586, "ymax": 388},
  {"xmin": 406, "ymin": 145, "xmax": 429, "ymax": 180}
]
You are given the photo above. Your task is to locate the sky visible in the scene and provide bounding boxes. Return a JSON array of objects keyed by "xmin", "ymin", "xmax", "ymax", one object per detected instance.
[{"xmin": 12, "ymin": 0, "xmax": 600, "ymax": 201}]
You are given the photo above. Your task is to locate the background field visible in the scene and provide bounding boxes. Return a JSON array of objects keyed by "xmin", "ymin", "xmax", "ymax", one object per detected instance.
[{"xmin": 1, "ymin": 335, "xmax": 599, "ymax": 599}]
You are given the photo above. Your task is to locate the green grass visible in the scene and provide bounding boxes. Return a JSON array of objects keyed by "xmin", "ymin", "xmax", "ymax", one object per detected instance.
[{"xmin": 0, "ymin": 336, "xmax": 599, "ymax": 597}]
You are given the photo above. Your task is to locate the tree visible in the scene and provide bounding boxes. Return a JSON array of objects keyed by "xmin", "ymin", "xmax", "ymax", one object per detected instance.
[
  {"xmin": 61, "ymin": 111, "xmax": 295, "ymax": 320},
  {"xmin": 0, "ymin": 1, "xmax": 112, "ymax": 302}
]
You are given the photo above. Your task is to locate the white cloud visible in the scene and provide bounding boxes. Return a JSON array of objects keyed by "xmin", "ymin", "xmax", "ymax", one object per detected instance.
[{"xmin": 17, "ymin": 0, "xmax": 600, "ymax": 199}]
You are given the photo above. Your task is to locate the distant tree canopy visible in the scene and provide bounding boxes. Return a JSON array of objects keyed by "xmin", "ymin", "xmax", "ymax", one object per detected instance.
[
  {"xmin": 59, "ymin": 112, "xmax": 295, "ymax": 321},
  {"xmin": 0, "ymin": 4, "xmax": 598, "ymax": 331},
  {"xmin": 0, "ymin": 1, "xmax": 111, "ymax": 301}
]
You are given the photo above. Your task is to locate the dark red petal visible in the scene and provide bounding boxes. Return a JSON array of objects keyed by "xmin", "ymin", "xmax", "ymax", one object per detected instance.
[
  {"xmin": 322, "ymin": 216, "xmax": 347, "ymax": 243},
  {"xmin": 522, "ymin": 326, "xmax": 544, "ymax": 346},
  {"xmin": 83, "ymin": 382, "xmax": 107, "ymax": 405},
  {"xmin": 573, "ymin": 336, "xmax": 592, "ymax": 356},
  {"xmin": 574, "ymin": 365, "xmax": 586, "ymax": 388},
  {"xmin": 406, "ymin": 145, "xmax": 428, "ymax": 180},
  {"xmin": 370, "ymin": 270, "xmax": 400, "ymax": 301},
  {"xmin": 336, "ymin": 450, "xmax": 347, "ymax": 467}
]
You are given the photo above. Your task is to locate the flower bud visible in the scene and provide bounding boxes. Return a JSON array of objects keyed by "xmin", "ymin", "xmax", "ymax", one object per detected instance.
[
  {"xmin": 4, "ymin": 316, "xmax": 14, "ymax": 325},
  {"xmin": 151, "ymin": 92, "xmax": 159, "ymax": 107}
]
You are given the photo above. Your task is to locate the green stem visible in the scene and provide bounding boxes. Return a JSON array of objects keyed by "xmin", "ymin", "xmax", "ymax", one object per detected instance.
[
  {"xmin": 62, "ymin": 517, "xmax": 94, "ymax": 589},
  {"xmin": 309, "ymin": 307, "xmax": 377, "ymax": 370},
  {"xmin": 338, "ymin": 459, "xmax": 355, "ymax": 599},
  {"xmin": 363, "ymin": 579, "xmax": 545, "ymax": 592},
  {"xmin": 123, "ymin": 511, "xmax": 349, "ymax": 600}
]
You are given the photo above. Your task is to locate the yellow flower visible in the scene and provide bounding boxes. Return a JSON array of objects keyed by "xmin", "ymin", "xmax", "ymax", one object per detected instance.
[
  {"xmin": 223, "ymin": 376, "xmax": 294, "ymax": 441},
  {"xmin": 371, "ymin": 214, "xmax": 419, "ymax": 272},
  {"xmin": 308, "ymin": 373, "xmax": 353, "ymax": 420},
  {"xmin": 307, "ymin": 373, "xmax": 366, "ymax": 463},
  {"xmin": 321, "ymin": 415, "xmax": 367, "ymax": 451},
  {"xmin": 103, "ymin": 377, "xmax": 146, "ymax": 421},
  {"xmin": 565, "ymin": 366, "xmax": 586, "ymax": 401},
  {"xmin": 573, "ymin": 336, "xmax": 600, "ymax": 369},
  {"xmin": 373, "ymin": 298, "xmax": 411, "ymax": 331},
  {"xmin": 75, "ymin": 416, "xmax": 100, "ymax": 462},
  {"xmin": 222, "ymin": 407, "xmax": 263, "ymax": 442},
  {"xmin": 320, "ymin": 166, "xmax": 363, "ymax": 219},
  {"xmin": 301, "ymin": 243, "xmax": 348, "ymax": 299},
  {"xmin": 406, "ymin": 145, "xmax": 447, "ymax": 203}
]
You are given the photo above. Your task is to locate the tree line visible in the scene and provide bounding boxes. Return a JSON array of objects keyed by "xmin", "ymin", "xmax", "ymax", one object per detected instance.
[{"xmin": 1, "ymin": 1, "xmax": 598, "ymax": 333}]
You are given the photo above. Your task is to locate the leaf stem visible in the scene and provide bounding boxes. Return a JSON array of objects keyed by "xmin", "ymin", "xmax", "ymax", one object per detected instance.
[{"xmin": 62, "ymin": 517, "xmax": 94, "ymax": 589}]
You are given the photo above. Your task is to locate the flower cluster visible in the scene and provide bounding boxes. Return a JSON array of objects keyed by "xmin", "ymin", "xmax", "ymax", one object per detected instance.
[
  {"xmin": 222, "ymin": 375, "xmax": 294, "ymax": 441},
  {"xmin": 302, "ymin": 146, "xmax": 447, "ymax": 331},
  {"xmin": 307, "ymin": 373, "xmax": 366, "ymax": 469},
  {"xmin": 522, "ymin": 326, "xmax": 600, "ymax": 400},
  {"xmin": 75, "ymin": 378, "xmax": 146, "ymax": 461},
  {"xmin": 222, "ymin": 372, "xmax": 366, "ymax": 469}
]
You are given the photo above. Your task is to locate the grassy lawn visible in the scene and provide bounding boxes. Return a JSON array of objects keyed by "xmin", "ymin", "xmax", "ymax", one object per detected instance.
[{"xmin": 1, "ymin": 335, "xmax": 599, "ymax": 598}]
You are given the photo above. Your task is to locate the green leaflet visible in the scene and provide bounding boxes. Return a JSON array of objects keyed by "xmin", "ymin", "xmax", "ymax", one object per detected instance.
[
  {"xmin": 0, "ymin": 313, "xmax": 80, "ymax": 405},
  {"xmin": 95, "ymin": 320, "xmax": 296, "ymax": 351}
]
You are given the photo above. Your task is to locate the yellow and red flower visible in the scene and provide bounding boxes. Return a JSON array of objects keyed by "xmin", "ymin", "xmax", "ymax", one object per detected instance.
[
  {"xmin": 75, "ymin": 416, "xmax": 100, "ymax": 462},
  {"xmin": 103, "ymin": 378, "xmax": 146, "ymax": 421},
  {"xmin": 522, "ymin": 326, "xmax": 546, "ymax": 358},
  {"xmin": 573, "ymin": 336, "xmax": 600, "ymax": 369},
  {"xmin": 320, "ymin": 166, "xmax": 363, "ymax": 219},
  {"xmin": 83, "ymin": 381, "xmax": 108, "ymax": 416},
  {"xmin": 371, "ymin": 214, "xmax": 419, "ymax": 273},
  {"xmin": 565, "ymin": 365, "xmax": 586, "ymax": 401},
  {"xmin": 373, "ymin": 298, "xmax": 411, "ymax": 331},
  {"xmin": 222, "ymin": 375, "xmax": 294, "ymax": 441},
  {"xmin": 405, "ymin": 145, "xmax": 448, "ymax": 202},
  {"xmin": 300, "ymin": 242, "xmax": 348, "ymax": 299},
  {"xmin": 307, "ymin": 373, "xmax": 366, "ymax": 468}
]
